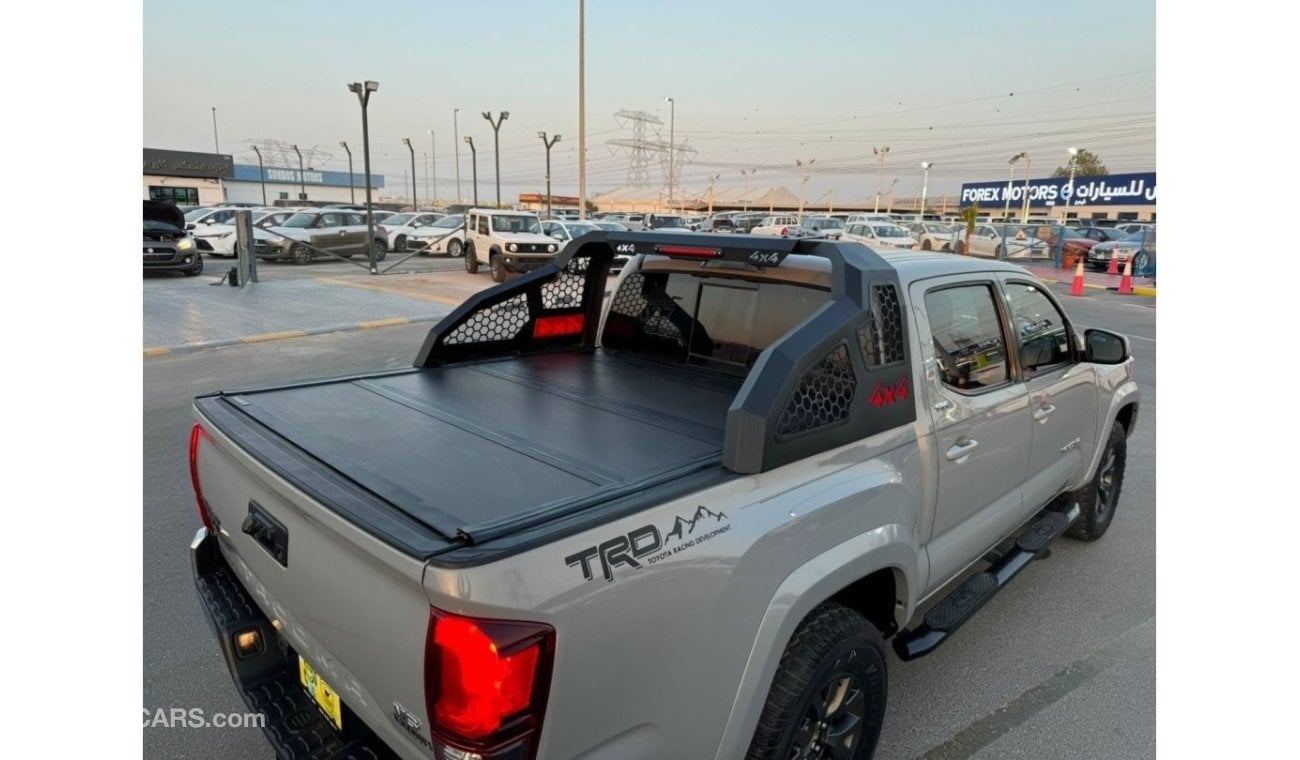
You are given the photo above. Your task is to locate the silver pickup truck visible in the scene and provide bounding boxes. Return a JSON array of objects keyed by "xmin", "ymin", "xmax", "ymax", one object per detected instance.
[{"xmin": 189, "ymin": 232, "xmax": 1139, "ymax": 760}]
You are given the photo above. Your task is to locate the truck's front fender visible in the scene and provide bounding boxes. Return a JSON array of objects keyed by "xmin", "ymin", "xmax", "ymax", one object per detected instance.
[{"xmin": 712, "ymin": 529, "xmax": 920, "ymax": 760}]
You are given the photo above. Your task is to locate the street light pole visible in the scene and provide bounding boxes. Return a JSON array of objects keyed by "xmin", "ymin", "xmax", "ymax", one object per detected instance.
[
  {"xmin": 428, "ymin": 130, "xmax": 437, "ymax": 208},
  {"xmin": 402, "ymin": 138, "xmax": 417, "ymax": 211},
  {"xmin": 464, "ymin": 136, "xmax": 479, "ymax": 207},
  {"xmin": 211, "ymin": 107, "xmax": 220, "ymax": 153},
  {"xmin": 453, "ymin": 109, "xmax": 463, "ymax": 204},
  {"xmin": 920, "ymin": 162, "xmax": 933, "ymax": 220},
  {"xmin": 796, "ymin": 159, "xmax": 814, "ymax": 217},
  {"xmin": 339, "ymin": 141, "xmax": 355, "ymax": 203},
  {"xmin": 1005, "ymin": 153, "xmax": 1025, "ymax": 222},
  {"xmin": 251, "ymin": 145, "xmax": 267, "ymax": 205},
  {"xmin": 873, "ymin": 146, "xmax": 890, "ymax": 213},
  {"xmin": 291, "ymin": 144, "xmax": 306, "ymax": 201},
  {"xmin": 347, "ymin": 80, "xmax": 379, "ymax": 274},
  {"xmin": 1066, "ymin": 147, "xmax": 1081, "ymax": 220},
  {"xmin": 707, "ymin": 173, "xmax": 720, "ymax": 214},
  {"xmin": 1020, "ymin": 154, "xmax": 1033, "ymax": 223},
  {"xmin": 482, "ymin": 111, "xmax": 509, "ymax": 207},
  {"xmin": 664, "ymin": 97, "xmax": 675, "ymax": 212},
  {"xmin": 886, "ymin": 178, "xmax": 898, "ymax": 213},
  {"xmin": 578, "ymin": 0, "xmax": 587, "ymax": 219},
  {"xmin": 538, "ymin": 131, "xmax": 561, "ymax": 216},
  {"xmin": 741, "ymin": 168, "xmax": 756, "ymax": 211}
]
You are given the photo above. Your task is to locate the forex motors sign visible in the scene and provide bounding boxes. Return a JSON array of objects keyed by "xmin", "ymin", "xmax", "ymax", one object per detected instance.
[{"xmin": 959, "ymin": 172, "xmax": 1156, "ymax": 208}]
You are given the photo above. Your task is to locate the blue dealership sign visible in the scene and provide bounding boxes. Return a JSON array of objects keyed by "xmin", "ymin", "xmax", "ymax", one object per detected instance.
[
  {"xmin": 231, "ymin": 163, "xmax": 384, "ymax": 189},
  {"xmin": 959, "ymin": 172, "xmax": 1155, "ymax": 208}
]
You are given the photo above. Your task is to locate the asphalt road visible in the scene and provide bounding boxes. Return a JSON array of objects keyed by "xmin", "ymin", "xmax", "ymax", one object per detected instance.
[
  {"xmin": 142, "ymin": 284, "xmax": 1155, "ymax": 759},
  {"xmin": 144, "ymin": 249, "xmax": 466, "ymax": 286}
]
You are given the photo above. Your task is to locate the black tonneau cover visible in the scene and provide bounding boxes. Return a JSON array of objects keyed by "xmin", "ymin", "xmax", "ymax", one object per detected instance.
[{"xmin": 199, "ymin": 351, "xmax": 741, "ymax": 547}]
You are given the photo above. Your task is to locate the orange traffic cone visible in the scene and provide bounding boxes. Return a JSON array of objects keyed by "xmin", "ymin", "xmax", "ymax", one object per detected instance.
[
  {"xmin": 1069, "ymin": 259, "xmax": 1086, "ymax": 297},
  {"xmin": 1118, "ymin": 259, "xmax": 1133, "ymax": 295},
  {"xmin": 1106, "ymin": 255, "xmax": 1119, "ymax": 275}
]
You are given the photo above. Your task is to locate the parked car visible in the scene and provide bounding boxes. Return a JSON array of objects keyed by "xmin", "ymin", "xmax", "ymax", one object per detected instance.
[
  {"xmin": 183, "ymin": 206, "xmax": 240, "ymax": 231},
  {"xmin": 192, "ymin": 209, "xmax": 298, "ymax": 257},
  {"xmin": 541, "ymin": 219, "xmax": 600, "ymax": 244},
  {"xmin": 800, "ymin": 216, "xmax": 845, "ymax": 240},
  {"xmin": 407, "ymin": 214, "xmax": 467, "ymax": 257},
  {"xmin": 260, "ymin": 210, "xmax": 387, "ymax": 265},
  {"xmin": 699, "ymin": 217, "xmax": 737, "ymax": 233},
  {"xmin": 189, "ymin": 233, "xmax": 1139, "ymax": 760},
  {"xmin": 1115, "ymin": 223, "xmax": 1154, "ymax": 236},
  {"xmin": 379, "ymin": 212, "xmax": 447, "ymax": 252},
  {"xmin": 909, "ymin": 222, "xmax": 959, "ymax": 251},
  {"xmin": 644, "ymin": 214, "xmax": 692, "ymax": 231},
  {"xmin": 1071, "ymin": 226, "xmax": 1128, "ymax": 244},
  {"xmin": 954, "ymin": 224, "xmax": 1050, "ymax": 258},
  {"xmin": 1085, "ymin": 229, "xmax": 1155, "ymax": 274},
  {"xmin": 1053, "ymin": 227, "xmax": 1102, "ymax": 262},
  {"xmin": 846, "ymin": 213, "xmax": 896, "ymax": 225},
  {"xmin": 842, "ymin": 222, "xmax": 918, "ymax": 250},
  {"xmin": 751, "ymin": 214, "xmax": 804, "ymax": 237},
  {"xmin": 732, "ymin": 213, "xmax": 767, "ymax": 233},
  {"xmin": 590, "ymin": 220, "xmax": 629, "ymax": 232},
  {"xmin": 463, "ymin": 208, "xmax": 560, "ymax": 282},
  {"xmin": 144, "ymin": 200, "xmax": 202, "ymax": 276}
]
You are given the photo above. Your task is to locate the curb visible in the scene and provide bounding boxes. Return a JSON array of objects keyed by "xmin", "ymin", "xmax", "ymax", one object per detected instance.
[
  {"xmin": 144, "ymin": 315, "xmax": 441, "ymax": 358},
  {"xmin": 1035, "ymin": 276, "xmax": 1156, "ymax": 298}
]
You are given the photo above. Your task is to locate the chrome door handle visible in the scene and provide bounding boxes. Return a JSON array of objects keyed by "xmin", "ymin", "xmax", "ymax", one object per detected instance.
[
  {"xmin": 933, "ymin": 399, "xmax": 952, "ymax": 411},
  {"xmin": 1033, "ymin": 404, "xmax": 1056, "ymax": 422},
  {"xmin": 945, "ymin": 438, "xmax": 979, "ymax": 461}
]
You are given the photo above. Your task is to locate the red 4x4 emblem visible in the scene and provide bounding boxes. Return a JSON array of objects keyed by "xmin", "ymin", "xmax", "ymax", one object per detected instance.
[{"xmin": 869, "ymin": 377, "xmax": 910, "ymax": 407}]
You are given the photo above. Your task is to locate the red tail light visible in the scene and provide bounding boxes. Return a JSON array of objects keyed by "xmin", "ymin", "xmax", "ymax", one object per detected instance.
[
  {"xmin": 532, "ymin": 314, "xmax": 585, "ymax": 338},
  {"xmin": 654, "ymin": 244, "xmax": 722, "ymax": 259},
  {"xmin": 189, "ymin": 424, "xmax": 216, "ymax": 533},
  {"xmin": 780, "ymin": 227, "xmax": 789, "ymax": 237},
  {"xmin": 425, "ymin": 607, "xmax": 555, "ymax": 758}
]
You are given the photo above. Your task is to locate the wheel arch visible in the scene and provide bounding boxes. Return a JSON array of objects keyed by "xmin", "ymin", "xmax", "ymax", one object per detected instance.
[{"xmin": 711, "ymin": 531, "xmax": 918, "ymax": 759}]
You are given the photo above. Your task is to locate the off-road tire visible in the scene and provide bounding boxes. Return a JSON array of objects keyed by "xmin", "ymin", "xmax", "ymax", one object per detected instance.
[
  {"xmin": 745, "ymin": 602, "xmax": 887, "ymax": 760},
  {"xmin": 490, "ymin": 253, "xmax": 507, "ymax": 283},
  {"xmin": 465, "ymin": 244, "xmax": 479, "ymax": 274},
  {"xmin": 1067, "ymin": 422, "xmax": 1127, "ymax": 541}
]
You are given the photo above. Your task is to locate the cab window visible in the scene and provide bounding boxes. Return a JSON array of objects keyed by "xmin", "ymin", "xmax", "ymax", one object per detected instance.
[
  {"xmin": 925, "ymin": 285, "xmax": 1010, "ymax": 391},
  {"xmin": 1004, "ymin": 282, "xmax": 1072, "ymax": 374}
]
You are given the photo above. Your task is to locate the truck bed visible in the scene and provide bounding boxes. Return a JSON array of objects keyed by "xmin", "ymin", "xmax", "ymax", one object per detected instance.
[{"xmin": 195, "ymin": 350, "xmax": 743, "ymax": 555}]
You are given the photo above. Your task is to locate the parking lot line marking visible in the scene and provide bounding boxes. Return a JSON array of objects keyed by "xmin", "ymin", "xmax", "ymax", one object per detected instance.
[
  {"xmin": 313, "ymin": 276, "xmax": 466, "ymax": 307},
  {"xmin": 358, "ymin": 317, "xmax": 411, "ymax": 329},
  {"xmin": 143, "ymin": 347, "xmax": 171, "ymax": 357},
  {"xmin": 241, "ymin": 330, "xmax": 308, "ymax": 344},
  {"xmin": 917, "ymin": 616, "xmax": 1155, "ymax": 760}
]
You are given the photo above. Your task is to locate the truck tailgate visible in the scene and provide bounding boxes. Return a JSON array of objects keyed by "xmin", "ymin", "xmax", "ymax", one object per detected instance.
[
  {"xmin": 199, "ymin": 351, "xmax": 741, "ymax": 545},
  {"xmin": 192, "ymin": 417, "xmax": 437, "ymax": 757}
]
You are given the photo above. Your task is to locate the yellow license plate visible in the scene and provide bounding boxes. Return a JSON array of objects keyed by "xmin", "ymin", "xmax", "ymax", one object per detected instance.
[{"xmin": 298, "ymin": 656, "xmax": 343, "ymax": 731}]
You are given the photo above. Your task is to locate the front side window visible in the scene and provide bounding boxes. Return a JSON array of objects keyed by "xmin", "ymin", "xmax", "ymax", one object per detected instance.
[
  {"xmin": 925, "ymin": 285, "xmax": 1010, "ymax": 391},
  {"xmin": 1005, "ymin": 282, "xmax": 1072, "ymax": 374},
  {"xmin": 281, "ymin": 213, "xmax": 317, "ymax": 228}
]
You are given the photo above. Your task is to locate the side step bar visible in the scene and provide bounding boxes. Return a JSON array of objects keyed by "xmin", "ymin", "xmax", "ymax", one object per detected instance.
[{"xmin": 893, "ymin": 503, "xmax": 1081, "ymax": 661}]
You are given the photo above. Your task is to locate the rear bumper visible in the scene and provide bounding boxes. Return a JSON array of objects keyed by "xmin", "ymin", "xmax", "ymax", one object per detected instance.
[{"xmin": 190, "ymin": 529, "xmax": 398, "ymax": 760}]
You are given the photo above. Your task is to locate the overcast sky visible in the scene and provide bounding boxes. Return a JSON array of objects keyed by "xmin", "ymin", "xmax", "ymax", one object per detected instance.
[{"xmin": 143, "ymin": 0, "xmax": 1155, "ymax": 205}]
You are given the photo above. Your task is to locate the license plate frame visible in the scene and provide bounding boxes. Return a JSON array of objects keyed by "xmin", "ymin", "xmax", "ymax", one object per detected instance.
[{"xmin": 298, "ymin": 656, "xmax": 343, "ymax": 731}]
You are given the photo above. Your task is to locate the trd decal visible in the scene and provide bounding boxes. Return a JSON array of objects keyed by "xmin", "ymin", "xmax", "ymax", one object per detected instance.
[{"xmin": 565, "ymin": 506, "xmax": 731, "ymax": 582}]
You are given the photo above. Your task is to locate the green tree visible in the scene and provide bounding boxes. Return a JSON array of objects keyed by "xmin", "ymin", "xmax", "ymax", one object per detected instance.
[{"xmin": 1052, "ymin": 149, "xmax": 1108, "ymax": 178}]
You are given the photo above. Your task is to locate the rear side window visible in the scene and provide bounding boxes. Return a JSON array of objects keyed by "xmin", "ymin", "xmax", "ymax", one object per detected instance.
[
  {"xmin": 925, "ymin": 285, "xmax": 1010, "ymax": 391},
  {"xmin": 603, "ymin": 271, "xmax": 829, "ymax": 376}
]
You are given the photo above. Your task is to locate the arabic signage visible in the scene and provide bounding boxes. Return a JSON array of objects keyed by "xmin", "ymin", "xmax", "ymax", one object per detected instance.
[
  {"xmin": 959, "ymin": 172, "xmax": 1156, "ymax": 208},
  {"xmin": 230, "ymin": 164, "xmax": 384, "ymax": 189},
  {"xmin": 143, "ymin": 148, "xmax": 234, "ymax": 179},
  {"xmin": 519, "ymin": 193, "xmax": 581, "ymax": 205}
]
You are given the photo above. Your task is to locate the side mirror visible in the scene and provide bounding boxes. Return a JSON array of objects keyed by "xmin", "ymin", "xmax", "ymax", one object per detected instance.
[
  {"xmin": 1084, "ymin": 328, "xmax": 1130, "ymax": 364},
  {"xmin": 186, "ymin": 223, "xmax": 195, "ymax": 230}
]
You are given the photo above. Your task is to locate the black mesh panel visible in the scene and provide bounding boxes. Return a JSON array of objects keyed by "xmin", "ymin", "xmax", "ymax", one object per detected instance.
[
  {"xmin": 541, "ymin": 254, "xmax": 589, "ymax": 310},
  {"xmin": 774, "ymin": 343, "xmax": 857, "ymax": 441},
  {"xmin": 858, "ymin": 284, "xmax": 905, "ymax": 368},
  {"xmin": 443, "ymin": 293, "xmax": 530, "ymax": 344}
]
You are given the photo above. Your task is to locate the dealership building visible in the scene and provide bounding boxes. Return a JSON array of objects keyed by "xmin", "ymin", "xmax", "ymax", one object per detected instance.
[
  {"xmin": 144, "ymin": 148, "xmax": 384, "ymax": 206},
  {"xmin": 956, "ymin": 172, "xmax": 1155, "ymax": 222}
]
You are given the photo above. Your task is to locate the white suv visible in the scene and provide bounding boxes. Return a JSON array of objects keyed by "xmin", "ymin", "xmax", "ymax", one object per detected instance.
[{"xmin": 463, "ymin": 209, "xmax": 561, "ymax": 282}]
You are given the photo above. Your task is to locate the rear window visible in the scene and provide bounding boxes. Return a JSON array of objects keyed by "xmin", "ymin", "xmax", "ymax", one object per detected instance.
[{"xmin": 603, "ymin": 270, "xmax": 829, "ymax": 376}]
